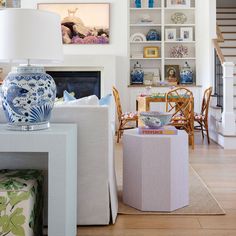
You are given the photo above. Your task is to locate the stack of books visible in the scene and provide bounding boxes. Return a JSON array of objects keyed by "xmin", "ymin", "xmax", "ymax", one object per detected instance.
[{"xmin": 138, "ymin": 126, "xmax": 178, "ymax": 135}]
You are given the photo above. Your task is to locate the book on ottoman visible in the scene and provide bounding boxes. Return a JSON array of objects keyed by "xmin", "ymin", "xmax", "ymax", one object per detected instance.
[
  {"xmin": 138, "ymin": 126, "xmax": 178, "ymax": 135},
  {"xmin": 0, "ymin": 169, "xmax": 44, "ymax": 236}
]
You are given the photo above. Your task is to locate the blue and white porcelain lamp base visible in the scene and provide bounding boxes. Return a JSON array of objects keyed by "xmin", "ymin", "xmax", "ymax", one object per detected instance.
[{"xmin": 1, "ymin": 66, "xmax": 56, "ymax": 131}]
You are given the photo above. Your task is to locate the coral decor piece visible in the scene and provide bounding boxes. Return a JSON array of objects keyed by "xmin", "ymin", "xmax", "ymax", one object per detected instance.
[
  {"xmin": 0, "ymin": 0, "xmax": 5, "ymax": 8},
  {"xmin": 170, "ymin": 45, "xmax": 188, "ymax": 58}
]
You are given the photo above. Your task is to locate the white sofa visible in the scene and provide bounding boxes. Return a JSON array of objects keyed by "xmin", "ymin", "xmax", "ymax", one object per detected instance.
[{"xmin": 0, "ymin": 105, "xmax": 118, "ymax": 225}]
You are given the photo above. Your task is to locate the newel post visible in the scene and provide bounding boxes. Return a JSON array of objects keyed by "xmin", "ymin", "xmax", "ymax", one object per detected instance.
[{"xmin": 222, "ymin": 62, "xmax": 235, "ymax": 135}]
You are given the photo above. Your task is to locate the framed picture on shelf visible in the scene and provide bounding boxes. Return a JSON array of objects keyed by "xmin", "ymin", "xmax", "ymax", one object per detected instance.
[
  {"xmin": 180, "ymin": 27, "xmax": 193, "ymax": 41},
  {"xmin": 166, "ymin": 0, "xmax": 191, "ymax": 8},
  {"xmin": 165, "ymin": 65, "xmax": 180, "ymax": 85},
  {"xmin": 143, "ymin": 46, "xmax": 160, "ymax": 58},
  {"xmin": 165, "ymin": 29, "xmax": 176, "ymax": 41},
  {"xmin": 38, "ymin": 3, "xmax": 110, "ymax": 45}
]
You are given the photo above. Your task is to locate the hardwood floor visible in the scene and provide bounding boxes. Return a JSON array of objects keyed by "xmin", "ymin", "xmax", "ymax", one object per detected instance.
[{"xmin": 77, "ymin": 134, "xmax": 236, "ymax": 236}]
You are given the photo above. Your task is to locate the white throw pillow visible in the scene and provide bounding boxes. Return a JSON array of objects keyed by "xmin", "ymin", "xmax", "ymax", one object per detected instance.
[{"xmin": 55, "ymin": 95, "xmax": 99, "ymax": 106}]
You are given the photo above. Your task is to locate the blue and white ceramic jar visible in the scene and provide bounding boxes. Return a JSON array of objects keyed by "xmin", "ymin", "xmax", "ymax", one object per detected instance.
[
  {"xmin": 146, "ymin": 29, "xmax": 161, "ymax": 41},
  {"xmin": 1, "ymin": 66, "xmax": 56, "ymax": 130},
  {"xmin": 131, "ymin": 61, "xmax": 144, "ymax": 84},
  {"xmin": 180, "ymin": 62, "xmax": 194, "ymax": 84}
]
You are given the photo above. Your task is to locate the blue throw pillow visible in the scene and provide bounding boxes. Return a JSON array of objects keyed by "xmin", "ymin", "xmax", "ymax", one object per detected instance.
[
  {"xmin": 63, "ymin": 90, "xmax": 76, "ymax": 102},
  {"xmin": 99, "ymin": 94, "xmax": 112, "ymax": 106}
]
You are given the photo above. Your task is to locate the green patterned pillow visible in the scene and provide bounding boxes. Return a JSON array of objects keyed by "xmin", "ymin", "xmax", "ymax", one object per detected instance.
[{"xmin": 0, "ymin": 169, "xmax": 44, "ymax": 236}]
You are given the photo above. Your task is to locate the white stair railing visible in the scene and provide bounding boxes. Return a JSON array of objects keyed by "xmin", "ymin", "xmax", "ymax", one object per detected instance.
[{"xmin": 222, "ymin": 62, "xmax": 236, "ymax": 135}]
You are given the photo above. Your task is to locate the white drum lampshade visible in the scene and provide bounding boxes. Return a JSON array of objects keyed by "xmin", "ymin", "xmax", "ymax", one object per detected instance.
[
  {"xmin": 0, "ymin": 9, "xmax": 63, "ymax": 63},
  {"xmin": 0, "ymin": 9, "xmax": 63, "ymax": 130}
]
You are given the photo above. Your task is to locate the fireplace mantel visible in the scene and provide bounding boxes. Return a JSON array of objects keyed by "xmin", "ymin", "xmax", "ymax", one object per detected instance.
[{"xmin": 46, "ymin": 55, "xmax": 116, "ymax": 97}]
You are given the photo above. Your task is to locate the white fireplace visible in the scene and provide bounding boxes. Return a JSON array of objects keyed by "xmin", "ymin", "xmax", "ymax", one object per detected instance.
[{"xmin": 45, "ymin": 55, "xmax": 116, "ymax": 98}]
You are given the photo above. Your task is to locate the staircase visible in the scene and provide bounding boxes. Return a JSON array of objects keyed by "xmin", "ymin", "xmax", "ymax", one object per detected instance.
[
  {"xmin": 209, "ymin": 7, "xmax": 236, "ymax": 148},
  {"xmin": 217, "ymin": 7, "xmax": 236, "ymax": 76}
]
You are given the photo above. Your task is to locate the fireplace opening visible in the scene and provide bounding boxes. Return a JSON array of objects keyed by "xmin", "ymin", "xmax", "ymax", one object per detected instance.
[{"xmin": 46, "ymin": 71, "xmax": 101, "ymax": 99}]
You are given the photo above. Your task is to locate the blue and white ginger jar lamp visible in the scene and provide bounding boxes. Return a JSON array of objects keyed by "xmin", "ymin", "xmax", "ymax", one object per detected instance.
[
  {"xmin": 0, "ymin": 9, "xmax": 63, "ymax": 131},
  {"xmin": 1, "ymin": 66, "xmax": 56, "ymax": 130}
]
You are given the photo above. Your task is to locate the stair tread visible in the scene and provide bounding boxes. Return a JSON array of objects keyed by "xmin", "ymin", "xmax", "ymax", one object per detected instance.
[
  {"xmin": 223, "ymin": 39, "xmax": 236, "ymax": 41},
  {"xmin": 218, "ymin": 25, "xmax": 236, "ymax": 26},
  {"xmin": 217, "ymin": 12, "xmax": 236, "ymax": 14},
  {"xmin": 217, "ymin": 7, "xmax": 236, "ymax": 9},
  {"xmin": 221, "ymin": 46, "xmax": 236, "ymax": 48},
  {"xmin": 224, "ymin": 55, "xmax": 236, "ymax": 57},
  {"xmin": 222, "ymin": 32, "xmax": 236, "ymax": 34},
  {"xmin": 217, "ymin": 18, "xmax": 236, "ymax": 20},
  {"xmin": 218, "ymin": 132, "xmax": 236, "ymax": 138}
]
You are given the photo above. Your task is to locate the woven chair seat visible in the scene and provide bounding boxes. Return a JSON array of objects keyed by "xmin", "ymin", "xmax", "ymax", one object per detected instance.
[
  {"xmin": 194, "ymin": 113, "xmax": 205, "ymax": 122},
  {"xmin": 121, "ymin": 112, "xmax": 138, "ymax": 120},
  {"xmin": 171, "ymin": 115, "xmax": 188, "ymax": 125}
]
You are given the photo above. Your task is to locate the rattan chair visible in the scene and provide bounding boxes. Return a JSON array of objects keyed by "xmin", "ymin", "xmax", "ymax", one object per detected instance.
[
  {"xmin": 194, "ymin": 87, "xmax": 213, "ymax": 144},
  {"xmin": 165, "ymin": 87, "xmax": 194, "ymax": 149},
  {"xmin": 112, "ymin": 86, "xmax": 138, "ymax": 143}
]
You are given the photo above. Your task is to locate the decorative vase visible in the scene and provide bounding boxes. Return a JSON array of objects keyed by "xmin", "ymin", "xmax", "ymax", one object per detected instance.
[
  {"xmin": 135, "ymin": 0, "xmax": 142, "ymax": 8},
  {"xmin": 149, "ymin": 0, "xmax": 154, "ymax": 8},
  {"xmin": 146, "ymin": 29, "xmax": 161, "ymax": 41},
  {"xmin": 131, "ymin": 61, "xmax": 144, "ymax": 84},
  {"xmin": 180, "ymin": 62, "xmax": 194, "ymax": 84},
  {"xmin": 1, "ymin": 66, "xmax": 56, "ymax": 130}
]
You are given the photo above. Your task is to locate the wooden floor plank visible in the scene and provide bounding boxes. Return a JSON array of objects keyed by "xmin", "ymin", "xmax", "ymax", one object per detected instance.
[{"xmin": 78, "ymin": 229, "xmax": 236, "ymax": 236}]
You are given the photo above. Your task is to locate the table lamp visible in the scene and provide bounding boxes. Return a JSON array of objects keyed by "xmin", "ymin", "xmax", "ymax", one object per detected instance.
[{"xmin": 0, "ymin": 9, "xmax": 63, "ymax": 130}]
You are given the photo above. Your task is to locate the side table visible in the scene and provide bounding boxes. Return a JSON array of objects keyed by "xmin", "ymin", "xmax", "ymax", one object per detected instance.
[
  {"xmin": 0, "ymin": 124, "xmax": 77, "ymax": 236},
  {"xmin": 123, "ymin": 129, "xmax": 189, "ymax": 212}
]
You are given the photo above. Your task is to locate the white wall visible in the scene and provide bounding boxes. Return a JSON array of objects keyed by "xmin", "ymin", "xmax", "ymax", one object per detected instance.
[
  {"xmin": 196, "ymin": 0, "xmax": 216, "ymax": 91},
  {"xmin": 20, "ymin": 0, "xmax": 129, "ymax": 110}
]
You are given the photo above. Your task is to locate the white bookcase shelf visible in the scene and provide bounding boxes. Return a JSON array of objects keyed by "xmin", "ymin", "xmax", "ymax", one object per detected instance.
[
  {"xmin": 130, "ymin": 24, "xmax": 162, "ymax": 27},
  {"xmin": 130, "ymin": 8, "xmax": 162, "ymax": 10},
  {"xmin": 130, "ymin": 58, "xmax": 162, "ymax": 60},
  {"xmin": 129, "ymin": 0, "xmax": 196, "ymax": 85},
  {"xmin": 165, "ymin": 58, "xmax": 196, "ymax": 60},
  {"xmin": 164, "ymin": 41, "xmax": 196, "ymax": 44},
  {"xmin": 165, "ymin": 7, "xmax": 195, "ymax": 10},
  {"xmin": 130, "ymin": 41, "xmax": 162, "ymax": 44}
]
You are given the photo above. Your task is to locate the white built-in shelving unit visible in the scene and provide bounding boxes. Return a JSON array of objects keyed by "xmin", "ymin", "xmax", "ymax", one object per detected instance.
[{"xmin": 129, "ymin": 0, "xmax": 196, "ymax": 85}]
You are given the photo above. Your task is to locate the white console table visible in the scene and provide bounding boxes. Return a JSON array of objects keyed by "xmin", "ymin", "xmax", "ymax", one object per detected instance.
[{"xmin": 0, "ymin": 124, "xmax": 77, "ymax": 236}]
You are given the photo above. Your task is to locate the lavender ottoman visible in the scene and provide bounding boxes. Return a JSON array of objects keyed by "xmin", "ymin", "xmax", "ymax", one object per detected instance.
[{"xmin": 123, "ymin": 129, "xmax": 189, "ymax": 212}]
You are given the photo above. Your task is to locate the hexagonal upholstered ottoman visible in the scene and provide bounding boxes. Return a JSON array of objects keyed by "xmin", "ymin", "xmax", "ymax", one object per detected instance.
[
  {"xmin": 123, "ymin": 129, "xmax": 189, "ymax": 212},
  {"xmin": 0, "ymin": 170, "xmax": 43, "ymax": 236}
]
